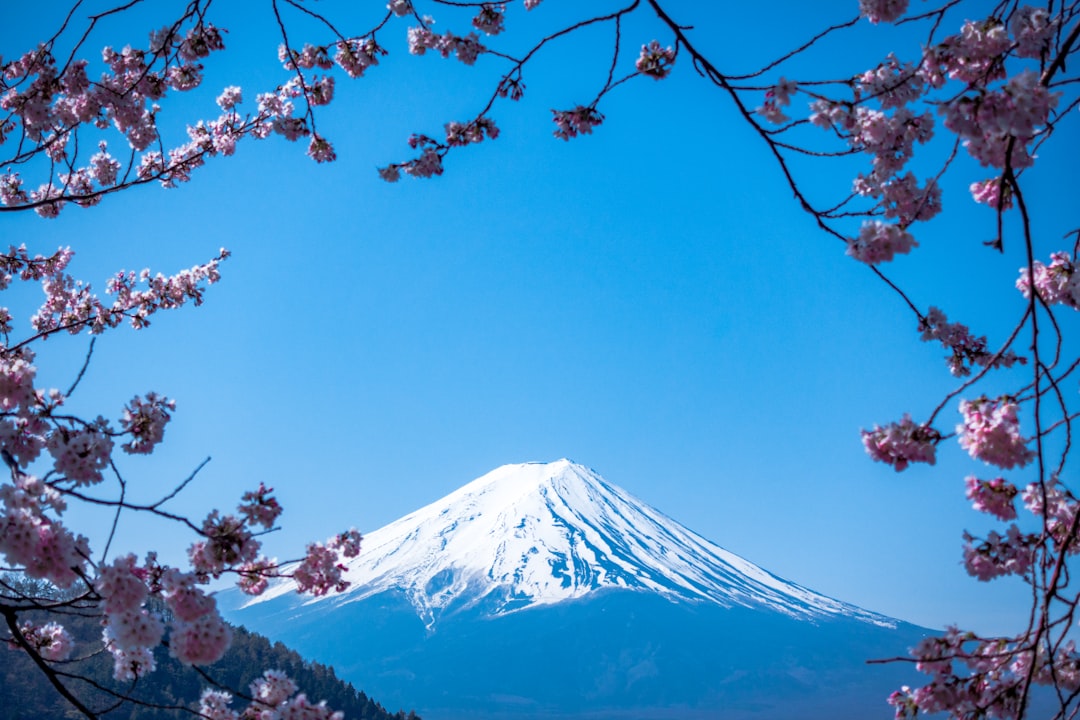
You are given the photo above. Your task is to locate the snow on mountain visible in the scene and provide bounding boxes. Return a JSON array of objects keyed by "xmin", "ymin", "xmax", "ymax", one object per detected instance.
[{"xmin": 244, "ymin": 459, "xmax": 895, "ymax": 630}]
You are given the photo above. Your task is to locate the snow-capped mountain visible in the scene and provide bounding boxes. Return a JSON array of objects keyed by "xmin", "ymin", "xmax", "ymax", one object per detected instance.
[
  {"xmin": 225, "ymin": 460, "xmax": 929, "ymax": 720},
  {"xmin": 246, "ymin": 459, "xmax": 891, "ymax": 629}
]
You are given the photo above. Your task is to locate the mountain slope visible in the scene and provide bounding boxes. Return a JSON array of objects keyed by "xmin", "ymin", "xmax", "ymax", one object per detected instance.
[
  {"xmin": 245, "ymin": 459, "xmax": 893, "ymax": 629},
  {"xmin": 224, "ymin": 460, "xmax": 929, "ymax": 720}
]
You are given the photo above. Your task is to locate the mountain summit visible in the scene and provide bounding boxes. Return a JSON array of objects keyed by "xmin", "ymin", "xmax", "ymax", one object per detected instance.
[
  {"xmin": 227, "ymin": 460, "xmax": 927, "ymax": 720},
  {"xmin": 248, "ymin": 459, "xmax": 891, "ymax": 629}
]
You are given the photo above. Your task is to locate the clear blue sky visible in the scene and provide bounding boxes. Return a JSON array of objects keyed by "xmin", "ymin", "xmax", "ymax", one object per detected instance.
[{"xmin": 4, "ymin": 0, "xmax": 1076, "ymax": 636}]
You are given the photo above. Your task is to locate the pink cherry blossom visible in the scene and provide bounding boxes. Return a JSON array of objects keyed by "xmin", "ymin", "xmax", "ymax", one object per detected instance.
[
  {"xmin": 106, "ymin": 644, "xmax": 156, "ymax": 681},
  {"xmin": 962, "ymin": 525, "xmax": 1035, "ymax": 581},
  {"xmin": 4, "ymin": 511, "xmax": 90, "ymax": 588},
  {"xmin": 88, "ymin": 143, "xmax": 121, "ymax": 187},
  {"xmin": 216, "ymin": 86, "xmax": 243, "ymax": 110},
  {"xmin": 472, "ymin": 4, "xmax": 506, "ymax": 36},
  {"xmin": 237, "ymin": 557, "xmax": 276, "ymax": 595},
  {"xmin": 46, "ymin": 422, "xmax": 114, "ymax": 485},
  {"xmin": 403, "ymin": 147, "xmax": 444, "ymax": 178},
  {"xmin": 1017, "ymin": 252, "xmax": 1080, "ymax": 309},
  {"xmin": 169, "ymin": 609, "xmax": 232, "ymax": 665},
  {"xmin": 445, "ymin": 117, "xmax": 499, "ymax": 146},
  {"xmin": 329, "ymin": 528, "xmax": 362, "ymax": 558},
  {"xmin": 334, "ymin": 38, "xmax": 385, "ymax": 78},
  {"xmin": 552, "ymin": 106, "xmax": 604, "ymax": 140},
  {"xmin": 188, "ymin": 510, "xmax": 259, "ymax": 577},
  {"xmin": 1011, "ymin": 6, "xmax": 1057, "ymax": 59},
  {"xmin": 199, "ymin": 690, "xmax": 240, "ymax": 720},
  {"xmin": 636, "ymin": 41, "xmax": 676, "ymax": 80},
  {"xmin": 377, "ymin": 165, "xmax": 402, "ymax": 182},
  {"xmin": 98, "ymin": 554, "xmax": 149, "ymax": 614},
  {"xmin": 956, "ymin": 396, "xmax": 1034, "ymax": 470},
  {"xmin": 859, "ymin": 0, "xmax": 909, "ymax": 24},
  {"xmin": 917, "ymin": 306, "xmax": 1023, "ymax": 377},
  {"xmin": 857, "ymin": 54, "xmax": 924, "ymax": 109},
  {"xmin": 388, "ymin": 0, "xmax": 413, "ymax": 17},
  {"xmin": 1021, "ymin": 478, "xmax": 1079, "ymax": 552},
  {"xmin": 846, "ymin": 220, "xmax": 917, "ymax": 265},
  {"xmin": 969, "ymin": 177, "xmax": 1011, "ymax": 209},
  {"xmin": 861, "ymin": 414, "xmax": 939, "ymax": 470},
  {"xmin": 307, "ymin": 135, "xmax": 336, "ymax": 163},
  {"xmin": 408, "ymin": 26, "xmax": 486, "ymax": 65},
  {"xmin": 18, "ymin": 621, "xmax": 74, "ymax": 661},
  {"xmin": 105, "ymin": 608, "xmax": 165, "ymax": 650},
  {"xmin": 239, "ymin": 483, "xmax": 283, "ymax": 529},
  {"xmin": 293, "ymin": 540, "xmax": 350, "ymax": 596},
  {"xmin": 164, "ymin": 574, "xmax": 217, "ymax": 622},
  {"xmin": 276, "ymin": 694, "xmax": 346, "ymax": 720},
  {"xmin": 964, "ymin": 476, "xmax": 1018, "ymax": 520},
  {"xmin": 120, "ymin": 392, "xmax": 175, "ymax": 454},
  {"xmin": 0, "ymin": 348, "xmax": 37, "ymax": 411},
  {"xmin": 854, "ymin": 172, "xmax": 940, "ymax": 225},
  {"xmin": 251, "ymin": 669, "xmax": 299, "ymax": 707},
  {"xmin": 755, "ymin": 80, "xmax": 796, "ymax": 124}
]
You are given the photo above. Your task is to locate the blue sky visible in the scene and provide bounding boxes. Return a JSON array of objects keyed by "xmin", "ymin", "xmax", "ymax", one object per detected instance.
[{"xmin": 4, "ymin": 0, "xmax": 1076, "ymax": 636}]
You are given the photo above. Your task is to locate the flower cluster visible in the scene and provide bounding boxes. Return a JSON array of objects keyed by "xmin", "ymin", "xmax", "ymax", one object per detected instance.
[
  {"xmin": 755, "ymin": 78, "xmax": 796, "ymax": 124},
  {"xmin": 23, "ymin": 248, "xmax": 228, "ymax": 339},
  {"xmin": 496, "ymin": 73, "xmax": 526, "ymax": 101},
  {"xmin": 811, "ymin": 102, "xmax": 934, "ymax": 179},
  {"xmin": 334, "ymin": 38, "xmax": 386, "ymax": 79},
  {"xmin": 1017, "ymin": 252, "xmax": 1080, "ymax": 309},
  {"xmin": 292, "ymin": 530, "xmax": 362, "ymax": 596},
  {"xmin": 1, "ymin": 8, "xmax": 396, "ymax": 217},
  {"xmin": 886, "ymin": 628, "xmax": 1059, "ymax": 718},
  {"xmin": 307, "ymin": 134, "xmax": 337, "ymax": 163},
  {"xmin": 962, "ymin": 525, "xmax": 1036, "ymax": 580},
  {"xmin": 0, "ymin": 347, "xmax": 38, "ymax": 411},
  {"xmin": 857, "ymin": 54, "xmax": 924, "ymax": 109},
  {"xmin": 189, "ymin": 511, "xmax": 260, "ymax": 579},
  {"xmin": 853, "ymin": 172, "xmax": 940, "ymax": 226},
  {"xmin": 239, "ymin": 483, "xmax": 284, "ymax": 529},
  {"xmin": 846, "ymin": 220, "xmax": 916, "ymax": 265},
  {"xmin": 941, "ymin": 70, "xmax": 1059, "ymax": 170},
  {"xmin": 408, "ymin": 25, "xmax": 486, "ymax": 65},
  {"xmin": 892, "ymin": 629, "xmax": 1080, "ymax": 717},
  {"xmin": 1010, "ymin": 6, "xmax": 1057, "ymax": 59},
  {"xmin": 278, "ymin": 43, "xmax": 333, "ymax": 71},
  {"xmin": 859, "ymin": 0, "xmax": 909, "ymax": 24},
  {"xmin": 0, "ymin": 467, "xmax": 90, "ymax": 589},
  {"xmin": 472, "ymin": 4, "xmax": 506, "ymax": 36},
  {"xmin": 964, "ymin": 476, "xmax": 1018, "ymax": 521},
  {"xmin": 917, "ymin": 306, "xmax": 1024, "ymax": 377},
  {"xmin": 1021, "ymin": 477, "xmax": 1079, "ymax": 553},
  {"xmin": 635, "ymin": 41, "xmax": 676, "ymax": 80},
  {"xmin": 861, "ymin": 414, "xmax": 940, "ymax": 471},
  {"xmin": 969, "ymin": 177, "xmax": 1011, "ymax": 209},
  {"xmin": 16, "ymin": 621, "xmax": 73, "ymax": 661},
  {"xmin": 0, "ymin": 243, "xmax": 363, "ymax": 692},
  {"xmin": 197, "ymin": 670, "xmax": 344, "ymax": 720},
  {"xmin": 378, "ymin": 129, "xmax": 450, "ymax": 182},
  {"xmin": 922, "ymin": 19, "xmax": 1011, "ymax": 86},
  {"xmin": 445, "ymin": 117, "xmax": 500, "ymax": 147},
  {"xmin": 552, "ymin": 106, "xmax": 604, "ymax": 140},
  {"xmin": 0, "ymin": 22, "xmax": 229, "ymax": 216},
  {"xmin": 97, "ymin": 555, "xmax": 234, "ymax": 670},
  {"xmin": 957, "ymin": 396, "xmax": 1034, "ymax": 470},
  {"xmin": 119, "ymin": 392, "xmax": 175, "ymax": 454}
]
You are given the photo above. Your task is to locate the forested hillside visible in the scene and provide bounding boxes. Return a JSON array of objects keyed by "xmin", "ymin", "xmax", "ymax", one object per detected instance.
[{"xmin": 2, "ymin": 614, "xmax": 419, "ymax": 720}]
